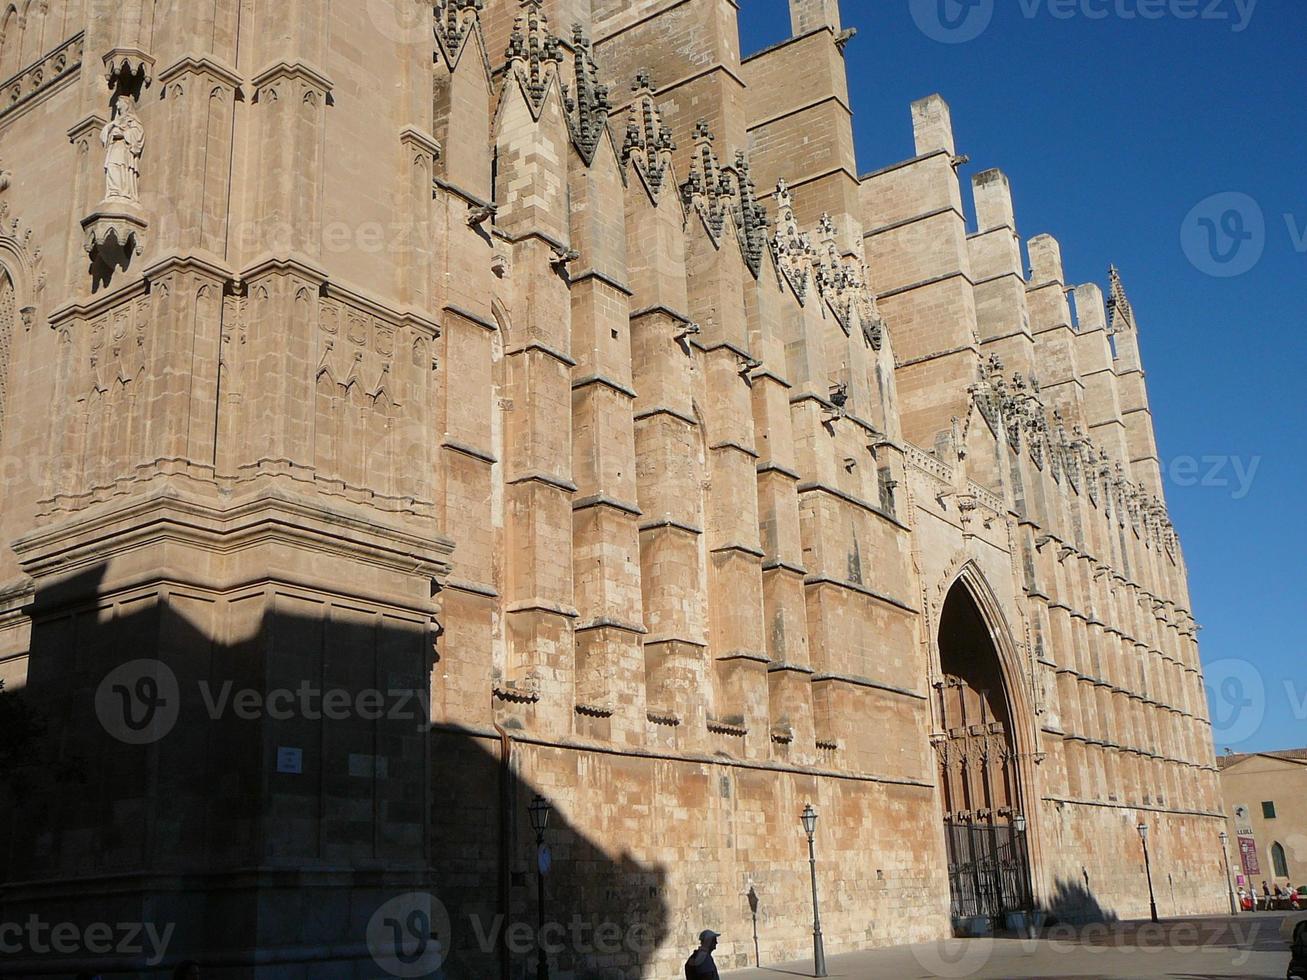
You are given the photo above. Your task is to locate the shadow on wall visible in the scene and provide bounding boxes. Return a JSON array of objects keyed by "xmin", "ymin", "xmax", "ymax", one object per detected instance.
[
  {"xmin": 0, "ymin": 563, "xmax": 670, "ymax": 979},
  {"xmin": 1041, "ymin": 876, "xmax": 1120, "ymax": 927}
]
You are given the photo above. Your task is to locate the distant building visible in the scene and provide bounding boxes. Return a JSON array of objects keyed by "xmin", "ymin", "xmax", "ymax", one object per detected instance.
[{"xmin": 1219, "ymin": 750, "xmax": 1307, "ymax": 892}]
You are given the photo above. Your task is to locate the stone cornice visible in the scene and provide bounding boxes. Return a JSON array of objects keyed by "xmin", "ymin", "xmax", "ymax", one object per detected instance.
[
  {"xmin": 0, "ymin": 578, "xmax": 34, "ymax": 615},
  {"xmin": 858, "ymin": 147, "xmax": 952, "ymax": 182},
  {"xmin": 322, "ymin": 277, "xmax": 440, "ymax": 336},
  {"xmin": 250, "ymin": 60, "xmax": 333, "ymax": 95},
  {"xmin": 803, "ymin": 575, "xmax": 917, "ymax": 614},
  {"xmin": 156, "ymin": 54, "xmax": 242, "ymax": 92},
  {"xmin": 239, "ymin": 252, "xmax": 329, "ymax": 286},
  {"xmin": 431, "ymin": 720, "xmax": 935, "ymax": 790},
  {"xmin": 571, "ymin": 373, "xmax": 637, "ymax": 398},
  {"xmin": 143, "ymin": 251, "xmax": 236, "ymax": 284},
  {"xmin": 443, "ymin": 304, "xmax": 497, "ymax": 331},
  {"xmin": 66, "ymin": 110, "xmax": 106, "ymax": 145},
  {"xmin": 810, "ymin": 671, "xmax": 927, "ymax": 701},
  {"xmin": 567, "ymin": 268, "xmax": 632, "ymax": 296},
  {"xmin": 14, "ymin": 488, "xmax": 454, "ymax": 592},
  {"xmin": 398, "ymin": 125, "xmax": 442, "ymax": 160},
  {"xmin": 48, "ymin": 276, "xmax": 150, "ymax": 327}
]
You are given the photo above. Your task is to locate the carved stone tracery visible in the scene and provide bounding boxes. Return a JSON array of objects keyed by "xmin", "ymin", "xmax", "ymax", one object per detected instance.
[
  {"xmin": 681, "ymin": 121, "xmax": 734, "ymax": 241},
  {"xmin": 563, "ymin": 25, "xmax": 610, "ymax": 164},
  {"xmin": 620, "ymin": 70, "xmax": 675, "ymax": 198}
]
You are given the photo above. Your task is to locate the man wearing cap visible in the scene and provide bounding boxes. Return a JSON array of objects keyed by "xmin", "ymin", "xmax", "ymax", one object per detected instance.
[{"xmin": 685, "ymin": 929, "xmax": 721, "ymax": 979}]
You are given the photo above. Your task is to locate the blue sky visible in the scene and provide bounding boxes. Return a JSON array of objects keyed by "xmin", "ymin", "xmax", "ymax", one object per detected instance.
[{"xmin": 738, "ymin": 1, "xmax": 1306, "ymax": 753}]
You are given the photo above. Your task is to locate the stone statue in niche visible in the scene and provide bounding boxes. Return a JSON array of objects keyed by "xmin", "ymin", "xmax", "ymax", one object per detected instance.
[{"xmin": 101, "ymin": 97, "xmax": 145, "ymax": 203}]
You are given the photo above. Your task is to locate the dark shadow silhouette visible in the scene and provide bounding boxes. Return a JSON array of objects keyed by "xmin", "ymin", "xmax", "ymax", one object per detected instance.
[
  {"xmin": 87, "ymin": 232, "xmax": 141, "ymax": 294},
  {"xmin": 0, "ymin": 563, "xmax": 670, "ymax": 978},
  {"xmin": 1039, "ymin": 874, "xmax": 1119, "ymax": 927}
]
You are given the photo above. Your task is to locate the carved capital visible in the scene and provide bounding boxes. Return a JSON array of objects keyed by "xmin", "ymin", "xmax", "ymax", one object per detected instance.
[{"xmin": 103, "ymin": 47, "xmax": 154, "ymax": 89}]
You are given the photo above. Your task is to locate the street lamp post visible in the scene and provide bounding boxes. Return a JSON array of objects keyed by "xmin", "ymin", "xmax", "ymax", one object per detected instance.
[
  {"xmin": 1137, "ymin": 821, "xmax": 1159, "ymax": 923},
  {"xmin": 1218, "ymin": 831, "xmax": 1238, "ymax": 915},
  {"xmin": 800, "ymin": 804, "xmax": 828, "ymax": 978},
  {"xmin": 528, "ymin": 795, "xmax": 553, "ymax": 980},
  {"xmin": 1013, "ymin": 812, "xmax": 1031, "ymax": 921}
]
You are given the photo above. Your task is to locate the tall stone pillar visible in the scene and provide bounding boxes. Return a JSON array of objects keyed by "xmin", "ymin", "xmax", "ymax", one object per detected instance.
[
  {"xmin": 568, "ymin": 37, "xmax": 649, "ymax": 745},
  {"xmin": 493, "ymin": 2, "xmax": 578, "ymax": 736},
  {"xmin": 862, "ymin": 95, "xmax": 980, "ymax": 449}
]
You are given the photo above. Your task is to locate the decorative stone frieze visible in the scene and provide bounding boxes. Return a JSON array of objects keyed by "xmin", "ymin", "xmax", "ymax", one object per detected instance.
[{"xmin": 0, "ymin": 31, "xmax": 83, "ymax": 122}]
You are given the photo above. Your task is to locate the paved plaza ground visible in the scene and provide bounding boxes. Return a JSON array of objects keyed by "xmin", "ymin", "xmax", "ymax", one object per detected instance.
[{"xmin": 723, "ymin": 914, "xmax": 1299, "ymax": 979}]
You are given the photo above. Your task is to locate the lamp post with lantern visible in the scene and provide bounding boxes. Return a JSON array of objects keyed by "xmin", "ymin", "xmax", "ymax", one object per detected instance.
[
  {"xmin": 1138, "ymin": 821, "xmax": 1159, "ymax": 923},
  {"xmin": 1218, "ymin": 830, "xmax": 1238, "ymax": 915},
  {"xmin": 800, "ymin": 804, "xmax": 828, "ymax": 978},
  {"xmin": 528, "ymin": 794, "xmax": 553, "ymax": 980},
  {"xmin": 1013, "ymin": 812, "xmax": 1031, "ymax": 918}
]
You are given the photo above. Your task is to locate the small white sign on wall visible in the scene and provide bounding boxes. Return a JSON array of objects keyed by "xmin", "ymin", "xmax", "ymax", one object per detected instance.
[{"xmin": 276, "ymin": 747, "xmax": 303, "ymax": 774}]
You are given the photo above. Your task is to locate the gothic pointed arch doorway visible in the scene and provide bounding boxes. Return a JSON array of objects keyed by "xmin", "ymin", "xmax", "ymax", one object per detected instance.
[{"xmin": 934, "ymin": 574, "xmax": 1034, "ymax": 928}]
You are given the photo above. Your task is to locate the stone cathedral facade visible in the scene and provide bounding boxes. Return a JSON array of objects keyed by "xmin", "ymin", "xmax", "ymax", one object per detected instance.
[{"xmin": 0, "ymin": 0, "xmax": 1226, "ymax": 977}]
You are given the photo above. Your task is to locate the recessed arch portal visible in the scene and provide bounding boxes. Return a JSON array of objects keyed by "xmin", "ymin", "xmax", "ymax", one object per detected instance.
[{"xmin": 934, "ymin": 574, "xmax": 1034, "ymax": 928}]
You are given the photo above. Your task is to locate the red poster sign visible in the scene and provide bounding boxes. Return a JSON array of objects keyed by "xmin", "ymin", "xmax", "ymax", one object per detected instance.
[{"xmin": 1239, "ymin": 835, "xmax": 1261, "ymax": 876}]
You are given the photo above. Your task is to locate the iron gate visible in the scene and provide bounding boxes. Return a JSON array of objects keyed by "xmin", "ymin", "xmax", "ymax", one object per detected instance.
[{"xmin": 944, "ymin": 820, "xmax": 1033, "ymax": 922}]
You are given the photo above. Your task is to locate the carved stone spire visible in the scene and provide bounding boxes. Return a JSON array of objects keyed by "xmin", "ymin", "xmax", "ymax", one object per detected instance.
[
  {"xmin": 770, "ymin": 178, "xmax": 817, "ymax": 300},
  {"xmin": 970, "ymin": 354, "xmax": 1006, "ymax": 432},
  {"xmin": 731, "ymin": 151, "xmax": 767, "ymax": 276},
  {"xmin": 435, "ymin": 0, "xmax": 484, "ymax": 54},
  {"xmin": 681, "ymin": 121, "xmax": 733, "ymax": 240},
  {"xmin": 1107, "ymin": 264, "xmax": 1136, "ymax": 333},
  {"xmin": 620, "ymin": 70, "xmax": 676, "ymax": 197},
  {"xmin": 505, "ymin": 0, "xmax": 564, "ymax": 115},
  {"xmin": 564, "ymin": 24, "xmax": 611, "ymax": 164}
]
